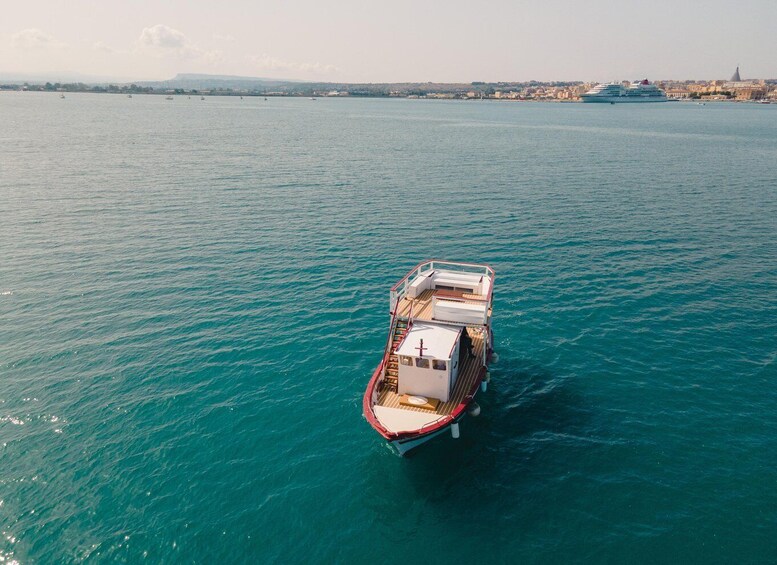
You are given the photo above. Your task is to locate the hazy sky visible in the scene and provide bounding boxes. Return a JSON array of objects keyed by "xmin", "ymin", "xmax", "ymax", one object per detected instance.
[{"xmin": 1, "ymin": 0, "xmax": 775, "ymax": 83}]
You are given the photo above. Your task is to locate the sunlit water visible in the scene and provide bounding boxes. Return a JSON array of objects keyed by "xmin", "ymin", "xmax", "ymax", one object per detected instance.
[{"xmin": 1, "ymin": 92, "xmax": 776, "ymax": 563}]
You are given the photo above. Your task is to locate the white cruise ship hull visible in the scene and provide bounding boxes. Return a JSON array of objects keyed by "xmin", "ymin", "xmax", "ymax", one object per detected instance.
[
  {"xmin": 582, "ymin": 80, "xmax": 667, "ymax": 103},
  {"xmin": 581, "ymin": 96, "xmax": 668, "ymax": 103}
]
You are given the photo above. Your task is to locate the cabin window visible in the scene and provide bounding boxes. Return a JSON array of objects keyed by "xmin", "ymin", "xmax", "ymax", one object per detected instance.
[
  {"xmin": 400, "ymin": 356, "xmax": 413, "ymax": 366},
  {"xmin": 432, "ymin": 360, "xmax": 447, "ymax": 371},
  {"xmin": 415, "ymin": 358, "xmax": 430, "ymax": 369}
]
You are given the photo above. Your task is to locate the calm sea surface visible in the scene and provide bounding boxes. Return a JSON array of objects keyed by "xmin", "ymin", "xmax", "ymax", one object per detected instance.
[{"xmin": 1, "ymin": 93, "xmax": 776, "ymax": 563}]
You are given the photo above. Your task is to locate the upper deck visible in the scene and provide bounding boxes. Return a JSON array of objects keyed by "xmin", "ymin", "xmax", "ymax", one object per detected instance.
[
  {"xmin": 395, "ymin": 288, "xmax": 492, "ymax": 324},
  {"xmin": 390, "ymin": 260, "xmax": 494, "ymax": 327}
]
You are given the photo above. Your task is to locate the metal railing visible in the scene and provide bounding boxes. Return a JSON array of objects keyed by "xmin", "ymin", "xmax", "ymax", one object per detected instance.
[
  {"xmin": 378, "ymin": 308, "xmax": 400, "ymax": 384},
  {"xmin": 390, "ymin": 259, "xmax": 495, "ymax": 316}
]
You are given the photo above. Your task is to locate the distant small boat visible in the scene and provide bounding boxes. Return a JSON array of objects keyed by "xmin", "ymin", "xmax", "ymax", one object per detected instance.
[
  {"xmin": 60, "ymin": 94, "xmax": 65, "ymax": 99},
  {"xmin": 201, "ymin": 96, "xmax": 205, "ymax": 100},
  {"xmin": 240, "ymin": 96, "xmax": 243, "ymax": 100},
  {"xmin": 310, "ymin": 97, "xmax": 316, "ymax": 100},
  {"xmin": 264, "ymin": 97, "xmax": 268, "ymax": 101},
  {"xmin": 165, "ymin": 96, "xmax": 173, "ymax": 100},
  {"xmin": 127, "ymin": 94, "xmax": 132, "ymax": 98}
]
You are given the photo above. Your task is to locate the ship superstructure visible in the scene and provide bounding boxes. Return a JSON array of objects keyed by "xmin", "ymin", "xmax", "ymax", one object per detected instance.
[{"xmin": 581, "ymin": 79, "xmax": 667, "ymax": 103}]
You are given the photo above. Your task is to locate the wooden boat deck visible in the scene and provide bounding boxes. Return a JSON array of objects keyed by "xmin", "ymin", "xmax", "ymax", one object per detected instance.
[
  {"xmin": 377, "ymin": 331, "xmax": 484, "ymax": 416},
  {"xmin": 395, "ymin": 289, "xmax": 488, "ymax": 322}
]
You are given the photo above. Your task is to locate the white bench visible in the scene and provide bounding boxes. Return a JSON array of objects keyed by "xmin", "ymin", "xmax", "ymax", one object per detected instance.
[
  {"xmin": 407, "ymin": 271, "xmax": 434, "ymax": 298},
  {"xmin": 432, "ymin": 272, "xmax": 484, "ymax": 294},
  {"xmin": 433, "ymin": 299, "xmax": 488, "ymax": 325}
]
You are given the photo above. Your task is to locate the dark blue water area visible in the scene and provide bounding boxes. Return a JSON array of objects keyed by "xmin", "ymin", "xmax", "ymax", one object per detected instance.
[{"xmin": 1, "ymin": 93, "xmax": 776, "ymax": 563}]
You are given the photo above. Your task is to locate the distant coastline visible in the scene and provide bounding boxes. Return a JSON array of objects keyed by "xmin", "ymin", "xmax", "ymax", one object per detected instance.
[{"xmin": 2, "ymin": 72, "xmax": 776, "ymax": 102}]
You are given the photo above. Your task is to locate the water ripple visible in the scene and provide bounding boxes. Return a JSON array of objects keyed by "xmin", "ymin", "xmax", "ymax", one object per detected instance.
[{"xmin": 1, "ymin": 94, "xmax": 776, "ymax": 563}]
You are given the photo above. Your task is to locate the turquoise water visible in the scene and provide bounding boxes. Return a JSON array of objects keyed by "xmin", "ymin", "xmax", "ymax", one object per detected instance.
[{"xmin": 1, "ymin": 93, "xmax": 776, "ymax": 563}]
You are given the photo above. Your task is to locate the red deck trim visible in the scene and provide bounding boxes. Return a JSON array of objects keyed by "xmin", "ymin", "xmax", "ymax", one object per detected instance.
[{"xmin": 362, "ymin": 360, "xmax": 392, "ymax": 438}]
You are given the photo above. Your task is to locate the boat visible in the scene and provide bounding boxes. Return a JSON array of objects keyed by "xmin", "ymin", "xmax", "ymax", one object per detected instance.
[
  {"xmin": 127, "ymin": 94, "xmax": 132, "ymax": 98},
  {"xmin": 201, "ymin": 96, "xmax": 205, "ymax": 100},
  {"xmin": 59, "ymin": 94, "xmax": 65, "ymax": 99},
  {"xmin": 363, "ymin": 260, "xmax": 495, "ymax": 455},
  {"xmin": 581, "ymin": 79, "xmax": 667, "ymax": 103},
  {"xmin": 165, "ymin": 96, "xmax": 173, "ymax": 100}
]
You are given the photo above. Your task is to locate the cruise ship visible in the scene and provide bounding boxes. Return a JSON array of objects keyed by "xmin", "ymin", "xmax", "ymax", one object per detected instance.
[{"xmin": 581, "ymin": 79, "xmax": 667, "ymax": 103}]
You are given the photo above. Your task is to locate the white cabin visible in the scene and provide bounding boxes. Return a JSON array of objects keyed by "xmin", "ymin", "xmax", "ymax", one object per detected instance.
[{"xmin": 395, "ymin": 323, "xmax": 462, "ymax": 402}]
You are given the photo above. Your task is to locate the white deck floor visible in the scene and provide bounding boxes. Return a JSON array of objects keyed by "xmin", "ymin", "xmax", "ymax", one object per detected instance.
[{"xmin": 372, "ymin": 406, "xmax": 445, "ymax": 433}]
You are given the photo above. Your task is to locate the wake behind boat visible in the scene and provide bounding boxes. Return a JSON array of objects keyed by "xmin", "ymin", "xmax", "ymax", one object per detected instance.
[{"xmin": 363, "ymin": 260, "xmax": 495, "ymax": 455}]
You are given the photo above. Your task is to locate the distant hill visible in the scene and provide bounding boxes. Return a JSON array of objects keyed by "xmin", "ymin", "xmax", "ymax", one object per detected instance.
[{"xmin": 137, "ymin": 73, "xmax": 305, "ymax": 90}]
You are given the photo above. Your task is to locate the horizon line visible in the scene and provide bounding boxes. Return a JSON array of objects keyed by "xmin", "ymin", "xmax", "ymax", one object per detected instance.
[{"xmin": 2, "ymin": 72, "xmax": 775, "ymax": 86}]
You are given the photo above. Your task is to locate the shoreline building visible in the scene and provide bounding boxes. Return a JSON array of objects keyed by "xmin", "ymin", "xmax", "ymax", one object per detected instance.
[{"xmin": 724, "ymin": 66, "xmax": 767, "ymax": 100}]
